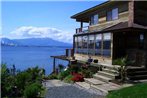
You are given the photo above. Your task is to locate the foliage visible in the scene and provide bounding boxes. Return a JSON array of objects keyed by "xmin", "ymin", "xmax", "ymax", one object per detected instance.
[
  {"xmin": 63, "ymin": 75, "xmax": 74, "ymax": 83},
  {"xmin": 69, "ymin": 64, "xmax": 81, "ymax": 73},
  {"xmin": 1, "ymin": 64, "xmax": 45, "ymax": 98},
  {"xmin": 58, "ymin": 64, "xmax": 65, "ymax": 72},
  {"xmin": 24, "ymin": 82, "xmax": 42, "ymax": 98},
  {"xmin": 113, "ymin": 57, "xmax": 134, "ymax": 82},
  {"xmin": 47, "ymin": 74, "xmax": 58, "ymax": 79},
  {"xmin": 71, "ymin": 73, "xmax": 84, "ymax": 82},
  {"xmin": 58, "ymin": 69, "xmax": 71, "ymax": 80},
  {"xmin": 107, "ymin": 83, "xmax": 147, "ymax": 98},
  {"xmin": 80, "ymin": 68, "xmax": 93, "ymax": 78}
]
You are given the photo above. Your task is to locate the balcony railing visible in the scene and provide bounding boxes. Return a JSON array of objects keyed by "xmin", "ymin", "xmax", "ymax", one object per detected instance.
[{"xmin": 76, "ymin": 26, "xmax": 89, "ymax": 34}]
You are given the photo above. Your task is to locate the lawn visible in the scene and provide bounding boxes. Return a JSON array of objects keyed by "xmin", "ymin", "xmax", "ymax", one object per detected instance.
[{"xmin": 107, "ymin": 83, "xmax": 147, "ymax": 98}]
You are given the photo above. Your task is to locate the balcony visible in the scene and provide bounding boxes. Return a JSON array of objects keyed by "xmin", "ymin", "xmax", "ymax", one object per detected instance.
[{"xmin": 76, "ymin": 26, "xmax": 89, "ymax": 34}]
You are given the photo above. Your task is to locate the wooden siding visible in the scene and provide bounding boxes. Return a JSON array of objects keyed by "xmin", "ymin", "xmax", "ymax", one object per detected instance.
[{"xmin": 89, "ymin": 11, "xmax": 129, "ymax": 32}]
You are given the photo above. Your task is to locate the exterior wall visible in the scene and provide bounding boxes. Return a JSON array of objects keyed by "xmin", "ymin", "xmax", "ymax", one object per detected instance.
[
  {"xmin": 134, "ymin": 1, "xmax": 147, "ymax": 26},
  {"xmin": 145, "ymin": 33, "xmax": 147, "ymax": 67},
  {"xmin": 89, "ymin": 2, "xmax": 129, "ymax": 32}
]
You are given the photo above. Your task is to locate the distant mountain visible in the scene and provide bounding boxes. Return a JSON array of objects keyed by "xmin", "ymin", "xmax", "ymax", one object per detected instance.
[{"xmin": 1, "ymin": 38, "xmax": 72, "ymax": 47}]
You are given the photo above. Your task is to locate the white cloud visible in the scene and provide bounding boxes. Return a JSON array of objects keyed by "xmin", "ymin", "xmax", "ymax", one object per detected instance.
[{"xmin": 5, "ymin": 26, "xmax": 74, "ymax": 43}]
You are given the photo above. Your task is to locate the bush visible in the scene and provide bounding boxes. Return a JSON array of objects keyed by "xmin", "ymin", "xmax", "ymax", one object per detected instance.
[
  {"xmin": 81, "ymin": 69, "xmax": 93, "ymax": 78},
  {"xmin": 58, "ymin": 69, "xmax": 71, "ymax": 80},
  {"xmin": 24, "ymin": 83, "xmax": 42, "ymax": 98},
  {"xmin": 71, "ymin": 73, "xmax": 84, "ymax": 82},
  {"xmin": 47, "ymin": 74, "xmax": 58, "ymax": 80},
  {"xmin": 63, "ymin": 75, "xmax": 74, "ymax": 83}
]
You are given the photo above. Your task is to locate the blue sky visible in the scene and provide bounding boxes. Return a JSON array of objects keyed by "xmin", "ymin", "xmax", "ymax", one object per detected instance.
[{"xmin": 2, "ymin": 1, "xmax": 107, "ymax": 43}]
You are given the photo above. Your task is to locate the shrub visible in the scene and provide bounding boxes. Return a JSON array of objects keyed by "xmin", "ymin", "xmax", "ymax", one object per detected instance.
[
  {"xmin": 71, "ymin": 73, "xmax": 84, "ymax": 82},
  {"xmin": 81, "ymin": 69, "xmax": 93, "ymax": 78},
  {"xmin": 69, "ymin": 64, "xmax": 80, "ymax": 73},
  {"xmin": 47, "ymin": 74, "xmax": 58, "ymax": 80},
  {"xmin": 58, "ymin": 69, "xmax": 71, "ymax": 80},
  {"xmin": 24, "ymin": 83, "xmax": 42, "ymax": 98},
  {"xmin": 63, "ymin": 75, "xmax": 74, "ymax": 83}
]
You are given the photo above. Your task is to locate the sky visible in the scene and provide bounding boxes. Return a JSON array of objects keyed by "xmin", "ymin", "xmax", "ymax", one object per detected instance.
[{"xmin": 1, "ymin": 0, "xmax": 107, "ymax": 43}]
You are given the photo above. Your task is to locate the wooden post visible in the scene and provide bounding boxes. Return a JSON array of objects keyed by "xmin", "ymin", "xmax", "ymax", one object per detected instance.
[
  {"xmin": 128, "ymin": 0, "xmax": 134, "ymax": 27},
  {"xmin": 66, "ymin": 49, "xmax": 69, "ymax": 57},
  {"xmin": 53, "ymin": 58, "xmax": 56, "ymax": 73}
]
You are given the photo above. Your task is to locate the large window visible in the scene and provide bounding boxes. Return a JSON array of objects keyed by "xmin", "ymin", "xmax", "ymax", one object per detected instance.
[
  {"xmin": 88, "ymin": 35, "xmax": 95, "ymax": 55},
  {"xmin": 107, "ymin": 8, "xmax": 118, "ymax": 21},
  {"xmin": 95, "ymin": 34, "xmax": 102, "ymax": 55},
  {"xmin": 82, "ymin": 36, "xmax": 88, "ymax": 54},
  {"xmin": 75, "ymin": 37, "xmax": 78, "ymax": 53},
  {"xmin": 77, "ymin": 36, "xmax": 82, "ymax": 53},
  {"xmin": 91, "ymin": 14, "xmax": 99, "ymax": 25},
  {"xmin": 103, "ymin": 33, "xmax": 111, "ymax": 56}
]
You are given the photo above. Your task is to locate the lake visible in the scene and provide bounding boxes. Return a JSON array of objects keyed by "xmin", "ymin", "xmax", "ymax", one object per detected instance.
[{"xmin": 1, "ymin": 46, "xmax": 70, "ymax": 75}]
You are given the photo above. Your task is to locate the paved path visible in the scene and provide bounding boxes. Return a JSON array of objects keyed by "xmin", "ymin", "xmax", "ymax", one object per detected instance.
[{"xmin": 43, "ymin": 80, "xmax": 105, "ymax": 98}]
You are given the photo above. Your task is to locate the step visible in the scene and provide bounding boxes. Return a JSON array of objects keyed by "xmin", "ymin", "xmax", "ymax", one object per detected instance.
[
  {"xmin": 91, "ymin": 82, "xmax": 121, "ymax": 94},
  {"xmin": 75, "ymin": 82, "xmax": 90, "ymax": 89},
  {"xmin": 103, "ymin": 68, "xmax": 119, "ymax": 74},
  {"xmin": 84, "ymin": 78, "xmax": 105, "ymax": 85},
  {"xmin": 98, "ymin": 71, "xmax": 116, "ymax": 79},
  {"xmin": 128, "ymin": 75, "xmax": 147, "ymax": 80},
  {"xmin": 99, "ymin": 63, "xmax": 120, "ymax": 70},
  {"xmin": 127, "ymin": 71, "xmax": 147, "ymax": 75},
  {"xmin": 93, "ymin": 74, "xmax": 112, "ymax": 82}
]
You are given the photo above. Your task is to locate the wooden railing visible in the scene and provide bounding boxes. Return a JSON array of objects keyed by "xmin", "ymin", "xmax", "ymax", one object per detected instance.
[{"xmin": 76, "ymin": 26, "xmax": 89, "ymax": 34}]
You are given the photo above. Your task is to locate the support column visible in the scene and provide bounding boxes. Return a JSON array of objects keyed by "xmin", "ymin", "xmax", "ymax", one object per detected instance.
[
  {"xmin": 128, "ymin": 0, "xmax": 134, "ymax": 27},
  {"xmin": 53, "ymin": 58, "xmax": 56, "ymax": 73}
]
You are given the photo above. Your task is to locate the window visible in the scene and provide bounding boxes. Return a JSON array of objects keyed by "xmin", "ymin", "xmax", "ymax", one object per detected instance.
[
  {"xmin": 91, "ymin": 14, "xmax": 99, "ymax": 25},
  {"xmin": 95, "ymin": 34, "xmax": 102, "ymax": 55},
  {"xmin": 107, "ymin": 11, "xmax": 112, "ymax": 21},
  {"xmin": 112, "ymin": 8, "xmax": 118, "ymax": 20},
  {"xmin": 103, "ymin": 33, "xmax": 111, "ymax": 57},
  {"xmin": 77, "ymin": 36, "xmax": 82, "ymax": 53},
  {"xmin": 82, "ymin": 36, "xmax": 88, "ymax": 54},
  {"xmin": 107, "ymin": 8, "xmax": 118, "ymax": 21},
  {"xmin": 88, "ymin": 35, "xmax": 95, "ymax": 55},
  {"xmin": 75, "ymin": 37, "xmax": 78, "ymax": 53}
]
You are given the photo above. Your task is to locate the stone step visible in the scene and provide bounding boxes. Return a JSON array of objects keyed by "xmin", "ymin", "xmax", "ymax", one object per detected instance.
[
  {"xmin": 128, "ymin": 75, "xmax": 147, "ymax": 80},
  {"xmin": 98, "ymin": 71, "xmax": 116, "ymax": 79},
  {"xmin": 75, "ymin": 82, "xmax": 90, "ymax": 89},
  {"xmin": 84, "ymin": 78, "xmax": 105, "ymax": 85},
  {"xmin": 99, "ymin": 63, "xmax": 120, "ymax": 70},
  {"xmin": 91, "ymin": 82, "xmax": 121, "ymax": 94},
  {"xmin": 93, "ymin": 74, "xmax": 112, "ymax": 82},
  {"xmin": 102, "ymin": 68, "xmax": 119, "ymax": 74},
  {"xmin": 127, "ymin": 71, "xmax": 147, "ymax": 75}
]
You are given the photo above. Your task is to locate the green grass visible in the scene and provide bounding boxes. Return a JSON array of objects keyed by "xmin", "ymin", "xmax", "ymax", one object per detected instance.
[{"xmin": 107, "ymin": 83, "xmax": 147, "ymax": 98}]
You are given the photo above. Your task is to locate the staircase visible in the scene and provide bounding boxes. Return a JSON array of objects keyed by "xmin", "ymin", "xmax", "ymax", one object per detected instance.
[
  {"xmin": 76, "ymin": 64, "xmax": 121, "ymax": 94},
  {"xmin": 127, "ymin": 67, "xmax": 147, "ymax": 81}
]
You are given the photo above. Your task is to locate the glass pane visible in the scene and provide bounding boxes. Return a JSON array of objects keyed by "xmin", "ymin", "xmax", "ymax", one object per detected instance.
[
  {"xmin": 82, "ymin": 36, "xmax": 88, "ymax": 54},
  {"xmin": 94, "ymin": 14, "xmax": 99, "ymax": 25},
  {"xmin": 90, "ymin": 16, "xmax": 94, "ymax": 25},
  {"xmin": 107, "ymin": 11, "xmax": 112, "ymax": 21},
  {"xmin": 88, "ymin": 35, "xmax": 95, "ymax": 55},
  {"xmin": 112, "ymin": 8, "xmax": 118, "ymax": 20},
  {"xmin": 95, "ymin": 34, "xmax": 102, "ymax": 55},
  {"xmin": 103, "ymin": 33, "xmax": 111, "ymax": 57},
  {"xmin": 75, "ymin": 37, "xmax": 78, "ymax": 53}
]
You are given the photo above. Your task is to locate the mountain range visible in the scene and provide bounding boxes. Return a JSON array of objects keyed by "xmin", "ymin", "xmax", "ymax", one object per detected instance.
[{"xmin": 1, "ymin": 38, "xmax": 72, "ymax": 47}]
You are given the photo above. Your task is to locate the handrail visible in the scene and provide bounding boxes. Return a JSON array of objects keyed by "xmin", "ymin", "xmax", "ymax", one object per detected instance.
[{"xmin": 76, "ymin": 26, "xmax": 89, "ymax": 34}]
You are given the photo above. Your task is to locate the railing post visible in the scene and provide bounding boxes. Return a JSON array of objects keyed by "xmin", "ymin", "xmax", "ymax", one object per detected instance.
[{"xmin": 66, "ymin": 49, "xmax": 69, "ymax": 57}]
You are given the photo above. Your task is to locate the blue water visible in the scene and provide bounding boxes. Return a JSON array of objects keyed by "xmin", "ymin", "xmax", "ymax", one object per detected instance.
[{"xmin": 1, "ymin": 46, "xmax": 70, "ymax": 75}]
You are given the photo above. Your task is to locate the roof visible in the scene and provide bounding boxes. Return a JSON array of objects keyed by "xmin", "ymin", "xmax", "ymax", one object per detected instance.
[
  {"xmin": 71, "ymin": 1, "xmax": 127, "ymax": 22},
  {"xmin": 74, "ymin": 22, "xmax": 147, "ymax": 36}
]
